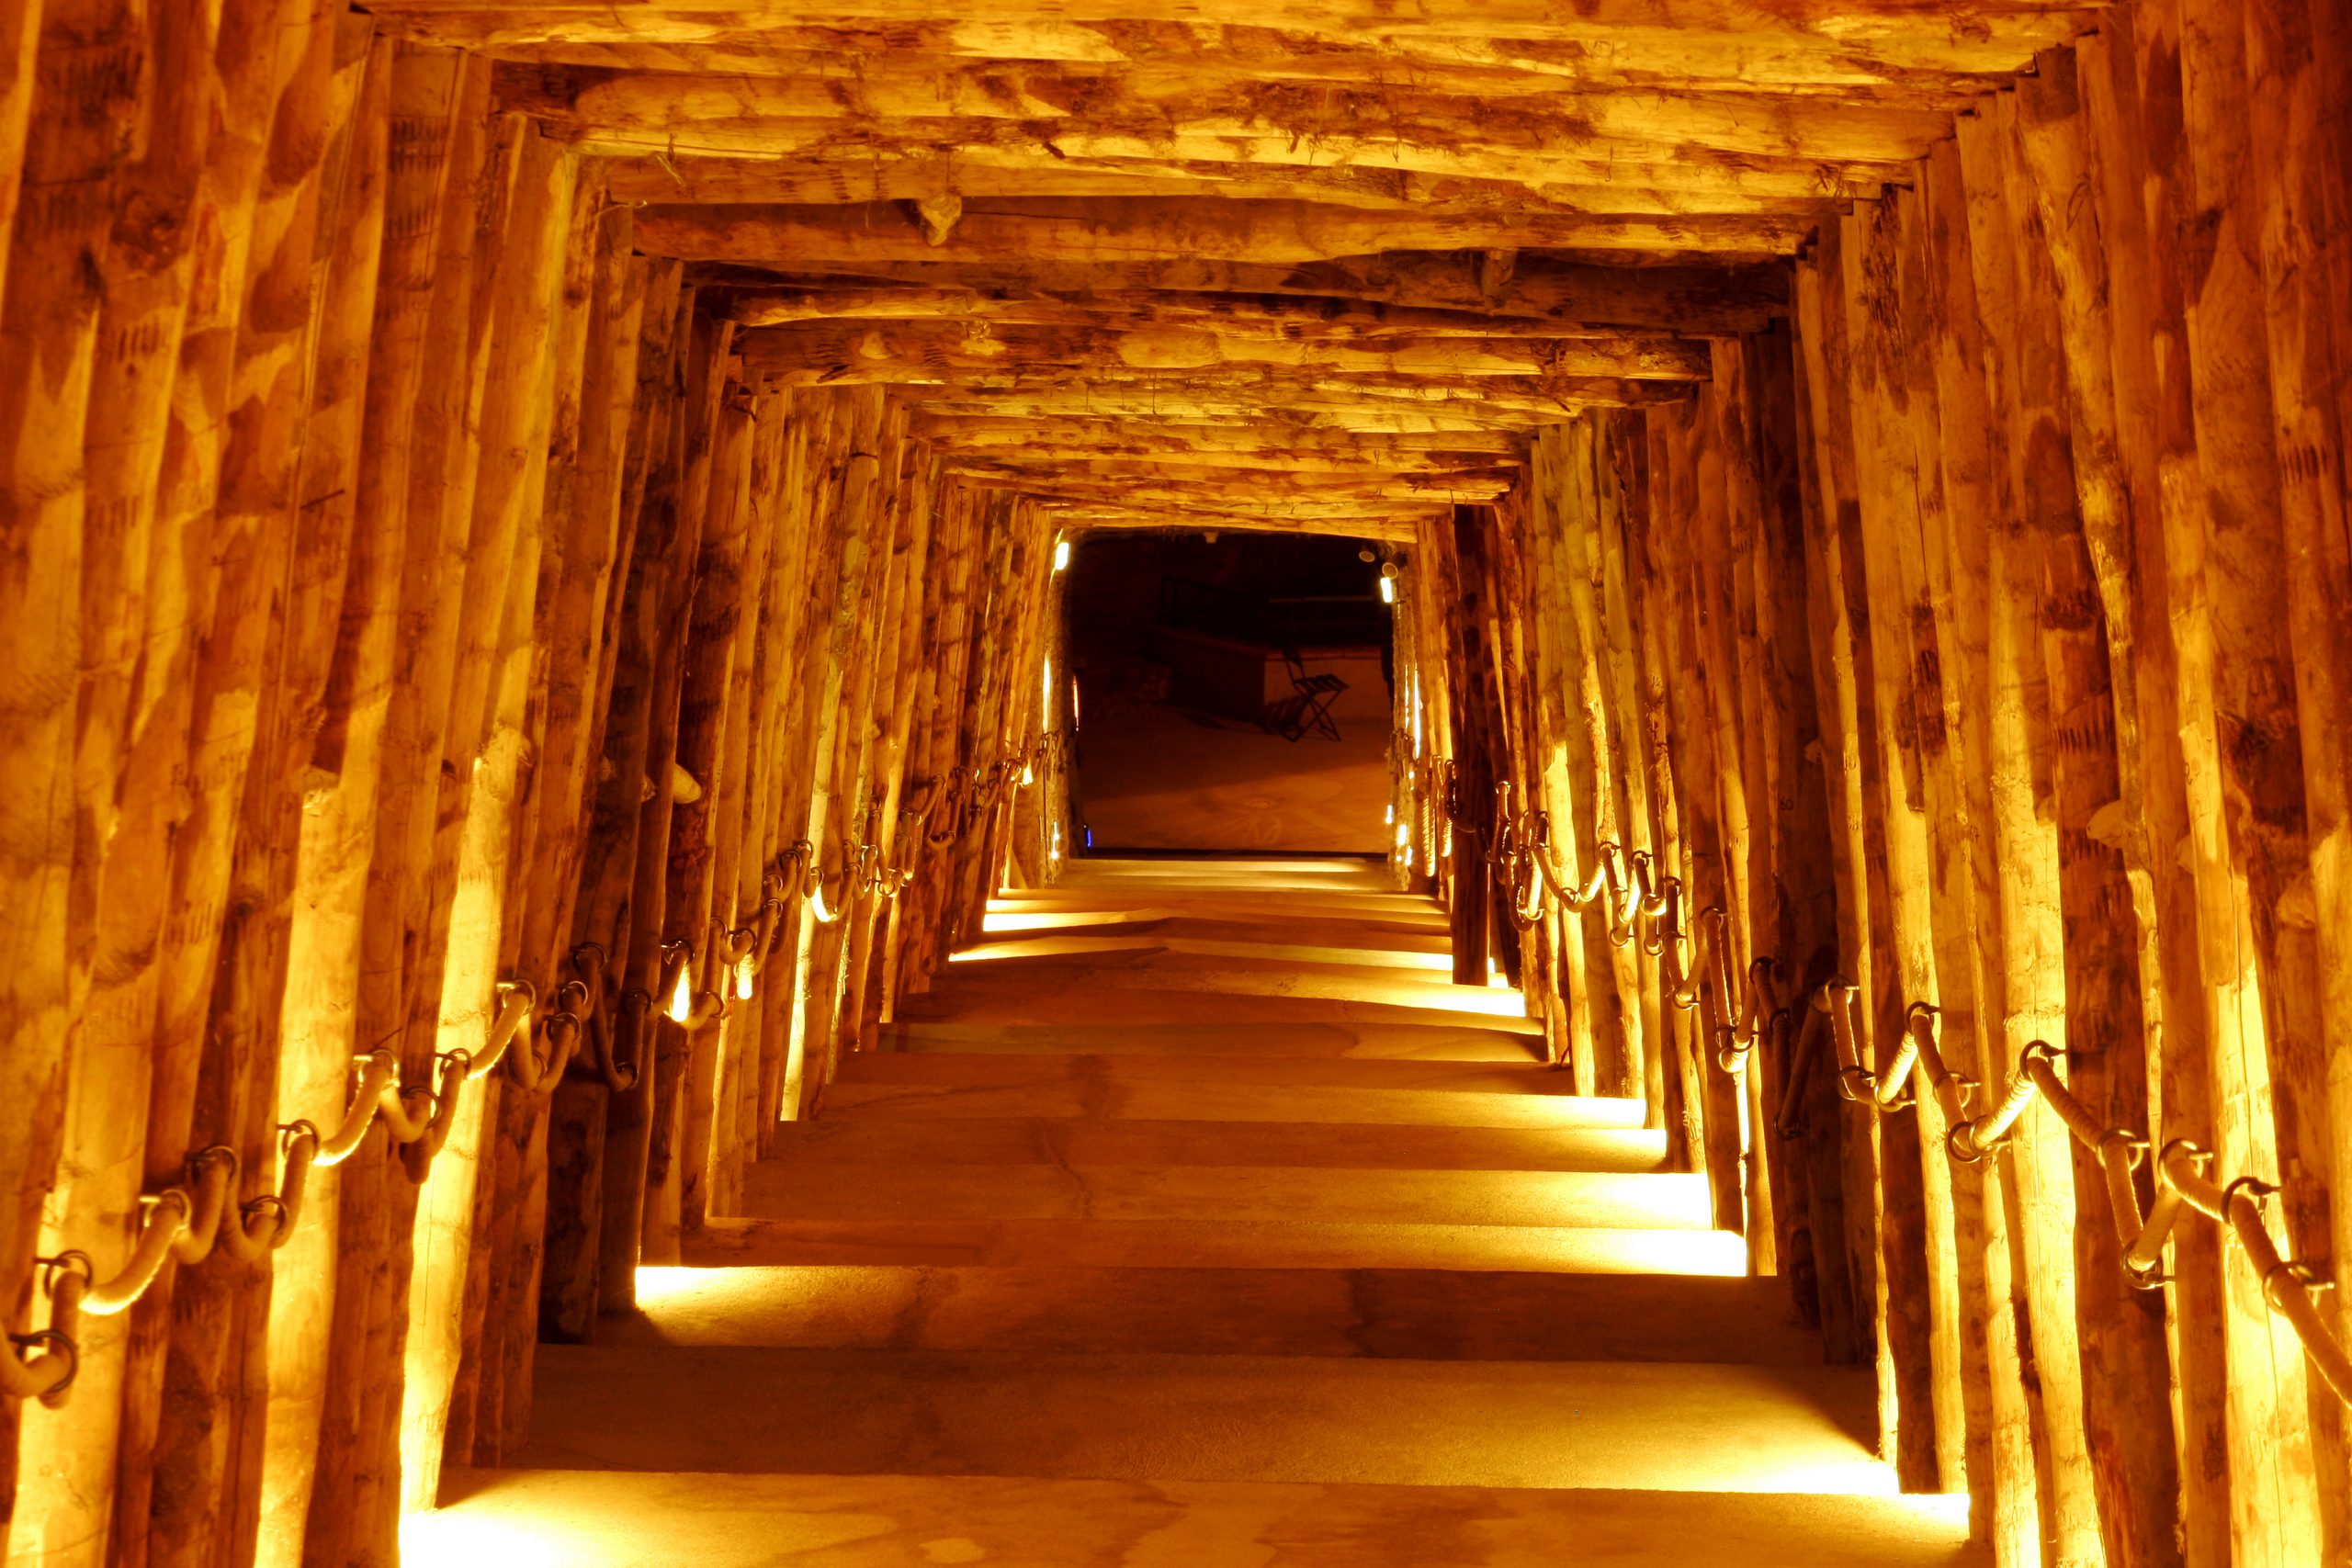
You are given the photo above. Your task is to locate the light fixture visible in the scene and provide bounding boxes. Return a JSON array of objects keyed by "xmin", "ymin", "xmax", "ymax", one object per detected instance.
[
  {"xmin": 1053, "ymin": 536, "xmax": 1071, "ymax": 572},
  {"xmin": 659, "ymin": 941, "xmax": 695, "ymax": 1024},
  {"xmin": 732, "ymin": 953, "xmax": 756, "ymax": 1000},
  {"xmin": 1378, "ymin": 576, "xmax": 1396, "ymax": 604}
]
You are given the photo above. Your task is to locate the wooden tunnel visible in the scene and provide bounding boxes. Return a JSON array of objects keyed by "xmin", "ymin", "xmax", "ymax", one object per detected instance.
[{"xmin": 2, "ymin": 1, "xmax": 2349, "ymax": 1564}]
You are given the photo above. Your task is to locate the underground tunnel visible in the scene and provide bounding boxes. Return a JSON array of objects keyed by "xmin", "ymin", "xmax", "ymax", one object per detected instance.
[{"xmin": 2, "ymin": 3, "xmax": 2349, "ymax": 1565}]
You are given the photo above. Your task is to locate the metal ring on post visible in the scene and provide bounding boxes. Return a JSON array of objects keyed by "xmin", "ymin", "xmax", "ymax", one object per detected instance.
[{"xmin": 7, "ymin": 1330, "xmax": 77, "ymax": 1399}]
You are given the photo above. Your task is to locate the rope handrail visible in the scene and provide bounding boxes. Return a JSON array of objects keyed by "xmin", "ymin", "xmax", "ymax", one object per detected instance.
[
  {"xmin": 1482, "ymin": 780, "xmax": 1787, "ymax": 1072},
  {"xmin": 787, "ymin": 728, "xmax": 1065, "ymax": 919},
  {"xmin": 1396, "ymin": 753, "xmax": 2352, "ymax": 1406},
  {"xmin": 5, "ymin": 975, "xmax": 555, "ymax": 1407},
  {"xmin": 1804, "ymin": 983, "xmax": 2352, "ymax": 1404}
]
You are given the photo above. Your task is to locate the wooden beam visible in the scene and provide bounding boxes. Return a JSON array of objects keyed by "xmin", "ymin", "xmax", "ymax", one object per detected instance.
[
  {"xmin": 693, "ymin": 253, "xmax": 1790, "ymax": 334},
  {"xmin": 947, "ymin": 457, "xmax": 1515, "ymax": 499},
  {"xmin": 387, "ymin": 14, "xmax": 2085, "ymax": 93},
  {"xmin": 503, "ymin": 61, "xmax": 1951, "ymax": 167},
  {"xmin": 372, "ymin": 2, "xmax": 2101, "ymax": 74},
  {"xmin": 898, "ymin": 391, "xmax": 1576, "ymax": 434},
  {"xmin": 1036, "ymin": 501, "xmax": 1426, "ymax": 540},
  {"xmin": 597, "ymin": 150, "xmax": 1860, "ymax": 217},
  {"xmin": 737, "ymin": 320, "xmax": 1711, "ymax": 383},
  {"xmin": 909, "ymin": 415, "xmax": 1524, "ymax": 460},
  {"xmin": 719, "ymin": 284, "xmax": 1713, "ymax": 344},
  {"xmin": 633, "ymin": 199, "xmax": 1815, "ymax": 267}
]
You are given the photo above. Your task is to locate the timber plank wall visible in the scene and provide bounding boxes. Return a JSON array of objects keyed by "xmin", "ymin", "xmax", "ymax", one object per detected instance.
[{"xmin": 1, "ymin": 1, "xmax": 2349, "ymax": 1565}]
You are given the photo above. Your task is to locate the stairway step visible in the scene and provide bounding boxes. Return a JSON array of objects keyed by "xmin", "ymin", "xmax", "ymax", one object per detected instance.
[
  {"xmin": 1046, "ymin": 856, "xmax": 1402, "ymax": 895},
  {"xmin": 619, "ymin": 1263, "xmax": 1820, "ymax": 1364},
  {"xmin": 690, "ymin": 1215, "xmax": 1747, "ymax": 1275},
  {"xmin": 516, "ymin": 1345, "xmax": 1888, "ymax": 1495},
  {"xmin": 424, "ymin": 1467, "xmax": 1984, "ymax": 1568},
  {"xmin": 823, "ymin": 1054, "xmax": 1635, "ymax": 1129},
  {"xmin": 772, "ymin": 1117, "xmax": 1669, "ymax": 1173},
  {"xmin": 741, "ymin": 1161, "xmax": 1711, "ymax": 1231},
  {"xmin": 947, "ymin": 932, "xmax": 1464, "ymax": 977},
  {"xmin": 902, "ymin": 953, "xmax": 1541, "ymax": 1032},
  {"xmin": 978, "ymin": 908, "xmax": 1457, "ymax": 958},
  {"xmin": 990, "ymin": 890, "xmax": 1450, "ymax": 931},
  {"xmin": 882, "ymin": 1018, "xmax": 1541, "ymax": 1063}
]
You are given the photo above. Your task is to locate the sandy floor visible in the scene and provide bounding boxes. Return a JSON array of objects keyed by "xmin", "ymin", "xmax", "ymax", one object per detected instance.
[{"xmin": 1071, "ymin": 704, "xmax": 1390, "ymax": 853}]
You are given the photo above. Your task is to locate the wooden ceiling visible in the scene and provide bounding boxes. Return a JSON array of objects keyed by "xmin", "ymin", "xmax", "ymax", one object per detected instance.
[{"xmin": 368, "ymin": 1, "xmax": 2098, "ymax": 537}]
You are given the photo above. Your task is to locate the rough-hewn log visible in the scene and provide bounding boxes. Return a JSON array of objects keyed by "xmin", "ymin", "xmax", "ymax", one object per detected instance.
[
  {"xmin": 1914, "ymin": 130, "xmax": 2049, "ymax": 1562},
  {"xmin": 607, "ymin": 151, "xmax": 1877, "ymax": 215},
  {"xmin": 700, "ymin": 253, "xmax": 1790, "ymax": 334},
  {"xmin": 637, "ymin": 198, "xmax": 1812, "ymax": 268},
  {"xmin": 470, "ymin": 26, "xmax": 2054, "ymax": 99},
  {"xmin": 141, "ymin": 8, "xmax": 359, "ymax": 1564},
  {"xmin": 373, "ymin": 1, "xmax": 2102, "ymax": 79},
  {"xmin": 0, "ymin": 0, "xmax": 144, "ymax": 1535},
  {"xmin": 741, "ymin": 319, "xmax": 1710, "ymax": 383}
]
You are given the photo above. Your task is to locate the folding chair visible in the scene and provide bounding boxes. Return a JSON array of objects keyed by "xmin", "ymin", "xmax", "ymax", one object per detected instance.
[{"xmin": 1261, "ymin": 649, "xmax": 1348, "ymax": 741}]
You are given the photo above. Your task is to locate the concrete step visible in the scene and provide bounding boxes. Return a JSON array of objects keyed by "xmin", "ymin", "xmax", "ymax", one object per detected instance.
[
  {"xmin": 881, "ymin": 1018, "xmax": 1542, "ymax": 1063},
  {"xmin": 771, "ymin": 1116, "xmax": 1669, "ymax": 1173},
  {"xmin": 690, "ymin": 1215, "xmax": 1748, "ymax": 1276},
  {"xmin": 741, "ymin": 1160, "xmax": 1712, "ymax": 1231},
  {"xmin": 423, "ymin": 1467, "xmax": 1984, "ymax": 1568},
  {"xmin": 822, "ymin": 1053, "xmax": 1635, "ymax": 1130},
  {"xmin": 515, "ymin": 1345, "xmax": 1889, "ymax": 1495},
  {"xmin": 617, "ymin": 1263, "xmax": 1821, "ymax": 1364}
]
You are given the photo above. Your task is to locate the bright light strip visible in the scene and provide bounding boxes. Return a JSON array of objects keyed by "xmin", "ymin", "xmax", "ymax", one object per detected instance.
[
  {"xmin": 1053, "ymin": 536, "xmax": 1071, "ymax": 572},
  {"xmin": 1378, "ymin": 575, "xmax": 1396, "ymax": 604}
]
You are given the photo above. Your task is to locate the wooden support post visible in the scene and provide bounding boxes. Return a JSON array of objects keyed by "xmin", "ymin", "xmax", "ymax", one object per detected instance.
[{"xmin": 1792, "ymin": 222, "xmax": 1938, "ymax": 1494}]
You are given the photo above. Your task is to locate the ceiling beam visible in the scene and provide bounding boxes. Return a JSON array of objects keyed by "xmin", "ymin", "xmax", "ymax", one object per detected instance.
[
  {"xmin": 503, "ymin": 62, "xmax": 1951, "ymax": 164},
  {"xmin": 387, "ymin": 15, "xmax": 2087, "ymax": 92},
  {"xmin": 720, "ymin": 285, "xmax": 1721, "ymax": 343},
  {"xmin": 737, "ymin": 320, "xmax": 1712, "ymax": 383},
  {"xmin": 693, "ymin": 254, "xmax": 1789, "ymax": 334},
  {"xmin": 898, "ymin": 391, "xmax": 1588, "ymax": 434},
  {"xmin": 907, "ymin": 415, "xmax": 1526, "ymax": 461},
  {"xmin": 752, "ymin": 371, "xmax": 1689, "ymax": 421},
  {"xmin": 371, "ymin": 2, "xmax": 2099, "ymax": 62},
  {"xmin": 634, "ymin": 198, "xmax": 1814, "ymax": 268},
  {"xmin": 599, "ymin": 151, "xmax": 1863, "ymax": 214}
]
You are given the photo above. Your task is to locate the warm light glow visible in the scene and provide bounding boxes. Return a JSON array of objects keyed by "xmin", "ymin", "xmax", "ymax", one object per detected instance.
[
  {"xmin": 980, "ymin": 906, "xmax": 1169, "ymax": 932},
  {"xmin": 1396, "ymin": 821, "xmax": 1411, "ymax": 850},
  {"xmin": 1385, "ymin": 804, "xmax": 1395, "ymax": 825},
  {"xmin": 667, "ymin": 958, "xmax": 694, "ymax": 1023},
  {"xmin": 1053, "ymin": 536, "xmax": 1071, "ymax": 572},
  {"xmin": 1041, "ymin": 657, "xmax": 1054, "ymax": 723},
  {"xmin": 1378, "ymin": 575, "xmax": 1396, "ymax": 604},
  {"xmin": 400, "ymin": 1508, "xmax": 564, "ymax": 1568},
  {"xmin": 732, "ymin": 953, "xmax": 756, "ymax": 1000}
]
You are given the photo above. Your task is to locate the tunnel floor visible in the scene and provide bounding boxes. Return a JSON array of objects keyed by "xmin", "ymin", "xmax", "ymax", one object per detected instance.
[
  {"xmin": 1076, "ymin": 708, "xmax": 1390, "ymax": 855},
  {"xmin": 419, "ymin": 859, "xmax": 1980, "ymax": 1567}
]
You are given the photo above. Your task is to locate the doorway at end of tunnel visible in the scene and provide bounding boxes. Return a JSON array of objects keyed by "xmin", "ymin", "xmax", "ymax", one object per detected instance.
[{"xmin": 1063, "ymin": 530, "xmax": 1393, "ymax": 856}]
